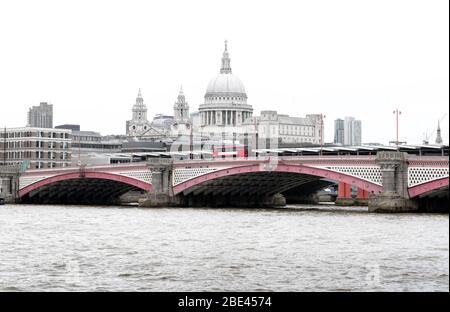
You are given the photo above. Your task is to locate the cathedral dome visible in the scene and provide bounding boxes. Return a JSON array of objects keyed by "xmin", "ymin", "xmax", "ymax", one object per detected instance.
[
  {"xmin": 205, "ymin": 73, "xmax": 246, "ymax": 96},
  {"xmin": 204, "ymin": 41, "xmax": 247, "ymax": 101},
  {"xmin": 199, "ymin": 41, "xmax": 253, "ymax": 131}
]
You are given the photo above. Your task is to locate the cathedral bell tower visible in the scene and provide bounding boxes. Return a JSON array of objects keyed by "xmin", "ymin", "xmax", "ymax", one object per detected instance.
[
  {"xmin": 171, "ymin": 86, "xmax": 191, "ymax": 137},
  {"xmin": 173, "ymin": 86, "xmax": 189, "ymax": 122},
  {"xmin": 126, "ymin": 88, "xmax": 151, "ymax": 137}
]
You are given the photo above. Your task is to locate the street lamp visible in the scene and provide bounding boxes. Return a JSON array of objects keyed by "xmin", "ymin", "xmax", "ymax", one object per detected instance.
[
  {"xmin": 189, "ymin": 123, "xmax": 193, "ymax": 160},
  {"xmin": 393, "ymin": 109, "xmax": 401, "ymax": 151},
  {"xmin": 2, "ymin": 127, "xmax": 6, "ymax": 166},
  {"xmin": 254, "ymin": 117, "xmax": 259, "ymax": 158},
  {"xmin": 320, "ymin": 114, "xmax": 326, "ymax": 156}
]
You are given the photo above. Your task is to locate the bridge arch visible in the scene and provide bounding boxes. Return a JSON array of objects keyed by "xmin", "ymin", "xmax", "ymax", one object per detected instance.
[
  {"xmin": 408, "ymin": 177, "xmax": 449, "ymax": 198},
  {"xmin": 19, "ymin": 171, "xmax": 152, "ymax": 203},
  {"xmin": 173, "ymin": 163, "xmax": 383, "ymax": 196}
]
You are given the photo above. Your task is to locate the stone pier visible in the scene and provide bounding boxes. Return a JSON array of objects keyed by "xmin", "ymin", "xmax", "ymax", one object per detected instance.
[
  {"xmin": 0, "ymin": 165, "xmax": 20, "ymax": 204},
  {"xmin": 139, "ymin": 159, "xmax": 178, "ymax": 207},
  {"xmin": 368, "ymin": 151, "xmax": 418, "ymax": 213}
]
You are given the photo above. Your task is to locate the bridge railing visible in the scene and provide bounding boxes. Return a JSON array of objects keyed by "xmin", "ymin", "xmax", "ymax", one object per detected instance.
[
  {"xmin": 22, "ymin": 162, "xmax": 151, "ymax": 174},
  {"xmin": 172, "ymin": 155, "xmax": 379, "ymax": 165},
  {"xmin": 407, "ymin": 155, "xmax": 449, "ymax": 165}
]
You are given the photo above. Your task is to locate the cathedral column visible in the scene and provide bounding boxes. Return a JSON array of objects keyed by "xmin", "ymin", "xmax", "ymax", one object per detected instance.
[{"xmin": 216, "ymin": 111, "xmax": 221, "ymax": 126}]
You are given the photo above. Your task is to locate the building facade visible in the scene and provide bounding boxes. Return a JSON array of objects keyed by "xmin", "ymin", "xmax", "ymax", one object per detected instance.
[
  {"xmin": 126, "ymin": 89, "xmax": 152, "ymax": 137},
  {"xmin": 334, "ymin": 118, "xmax": 345, "ymax": 144},
  {"xmin": 198, "ymin": 41, "xmax": 253, "ymax": 138},
  {"xmin": 55, "ymin": 124, "xmax": 80, "ymax": 131},
  {"xmin": 0, "ymin": 127, "xmax": 71, "ymax": 169},
  {"xmin": 343, "ymin": 116, "xmax": 362, "ymax": 146},
  {"xmin": 246, "ymin": 111, "xmax": 322, "ymax": 145},
  {"xmin": 55, "ymin": 125, "xmax": 124, "ymax": 165},
  {"xmin": 27, "ymin": 102, "xmax": 53, "ymax": 128}
]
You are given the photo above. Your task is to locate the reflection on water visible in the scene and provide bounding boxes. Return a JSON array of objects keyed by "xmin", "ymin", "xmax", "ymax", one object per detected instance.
[{"xmin": 0, "ymin": 204, "xmax": 448, "ymax": 291}]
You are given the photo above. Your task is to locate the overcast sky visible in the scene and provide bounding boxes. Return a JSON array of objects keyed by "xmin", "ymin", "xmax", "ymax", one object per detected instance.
[{"xmin": 0, "ymin": 0, "xmax": 448, "ymax": 144}]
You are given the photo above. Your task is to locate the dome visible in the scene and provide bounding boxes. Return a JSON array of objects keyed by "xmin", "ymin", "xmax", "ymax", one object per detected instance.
[
  {"xmin": 205, "ymin": 73, "xmax": 246, "ymax": 96},
  {"xmin": 199, "ymin": 42, "xmax": 253, "ymax": 130}
]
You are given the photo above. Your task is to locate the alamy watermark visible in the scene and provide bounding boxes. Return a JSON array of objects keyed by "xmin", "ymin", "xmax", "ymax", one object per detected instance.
[{"xmin": 365, "ymin": 262, "xmax": 382, "ymax": 289}]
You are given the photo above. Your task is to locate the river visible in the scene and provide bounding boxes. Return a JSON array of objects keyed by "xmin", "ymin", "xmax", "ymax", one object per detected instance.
[{"xmin": 0, "ymin": 204, "xmax": 448, "ymax": 291}]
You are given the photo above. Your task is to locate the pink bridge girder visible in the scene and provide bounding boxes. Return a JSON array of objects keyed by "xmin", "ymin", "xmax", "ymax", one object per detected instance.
[
  {"xmin": 172, "ymin": 163, "xmax": 384, "ymax": 195},
  {"xmin": 18, "ymin": 171, "xmax": 152, "ymax": 198},
  {"xmin": 408, "ymin": 177, "xmax": 449, "ymax": 198}
]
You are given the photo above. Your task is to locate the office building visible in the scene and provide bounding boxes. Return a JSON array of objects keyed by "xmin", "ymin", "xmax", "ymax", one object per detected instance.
[{"xmin": 27, "ymin": 102, "xmax": 53, "ymax": 128}]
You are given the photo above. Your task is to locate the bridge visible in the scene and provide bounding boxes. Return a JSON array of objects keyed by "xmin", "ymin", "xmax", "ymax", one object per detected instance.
[{"xmin": 1, "ymin": 151, "xmax": 448, "ymax": 212}]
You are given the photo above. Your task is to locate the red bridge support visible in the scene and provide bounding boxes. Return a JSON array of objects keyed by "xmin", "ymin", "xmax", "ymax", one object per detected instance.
[
  {"xmin": 335, "ymin": 183, "xmax": 369, "ymax": 206},
  {"xmin": 357, "ymin": 188, "xmax": 369, "ymax": 199},
  {"xmin": 337, "ymin": 182, "xmax": 351, "ymax": 198},
  {"xmin": 335, "ymin": 182, "xmax": 355, "ymax": 206}
]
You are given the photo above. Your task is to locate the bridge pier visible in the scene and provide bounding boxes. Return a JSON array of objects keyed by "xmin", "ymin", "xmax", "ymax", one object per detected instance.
[
  {"xmin": 139, "ymin": 159, "xmax": 179, "ymax": 207},
  {"xmin": 368, "ymin": 152, "xmax": 418, "ymax": 213},
  {"xmin": 0, "ymin": 166, "xmax": 20, "ymax": 204}
]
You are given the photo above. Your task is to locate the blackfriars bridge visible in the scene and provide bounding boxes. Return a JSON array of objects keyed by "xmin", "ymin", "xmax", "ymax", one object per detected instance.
[{"xmin": 1, "ymin": 152, "xmax": 448, "ymax": 212}]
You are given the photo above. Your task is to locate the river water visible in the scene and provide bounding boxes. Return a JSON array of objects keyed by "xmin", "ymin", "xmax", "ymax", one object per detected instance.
[{"xmin": 0, "ymin": 204, "xmax": 448, "ymax": 292}]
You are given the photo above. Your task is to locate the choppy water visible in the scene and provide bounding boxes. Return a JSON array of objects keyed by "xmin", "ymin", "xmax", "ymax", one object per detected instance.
[{"xmin": 0, "ymin": 204, "xmax": 448, "ymax": 292}]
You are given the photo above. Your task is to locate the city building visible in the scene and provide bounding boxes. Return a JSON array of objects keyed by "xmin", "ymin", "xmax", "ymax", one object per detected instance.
[
  {"xmin": 121, "ymin": 141, "xmax": 168, "ymax": 153},
  {"xmin": 343, "ymin": 117, "xmax": 362, "ymax": 146},
  {"xmin": 126, "ymin": 89, "xmax": 151, "ymax": 137},
  {"xmin": 55, "ymin": 124, "xmax": 80, "ymax": 131},
  {"xmin": 198, "ymin": 41, "xmax": 253, "ymax": 138},
  {"xmin": 0, "ymin": 127, "xmax": 71, "ymax": 169},
  {"xmin": 246, "ymin": 111, "xmax": 322, "ymax": 145},
  {"xmin": 55, "ymin": 125, "xmax": 123, "ymax": 165},
  {"xmin": 27, "ymin": 102, "xmax": 53, "ymax": 128},
  {"xmin": 334, "ymin": 119, "xmax": 345, "ymax": 144},
  {"xmin": 334, "ymin": 116, "xmax": 362, "ymax": 146},
  {"xmin": 71, "ymin": 130, "xmax": 122, "ymax": 156}
]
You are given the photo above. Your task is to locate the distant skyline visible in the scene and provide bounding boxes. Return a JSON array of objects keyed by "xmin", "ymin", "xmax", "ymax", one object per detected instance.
[{"xmin": 0, "ymin": 0, "xmax": 448, "ymax": 144}]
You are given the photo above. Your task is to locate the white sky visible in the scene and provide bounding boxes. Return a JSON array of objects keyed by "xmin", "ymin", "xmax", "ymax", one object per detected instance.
[{"xmin": 0, "ymin": 0, "xmax": 448, "ymax": 144}]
